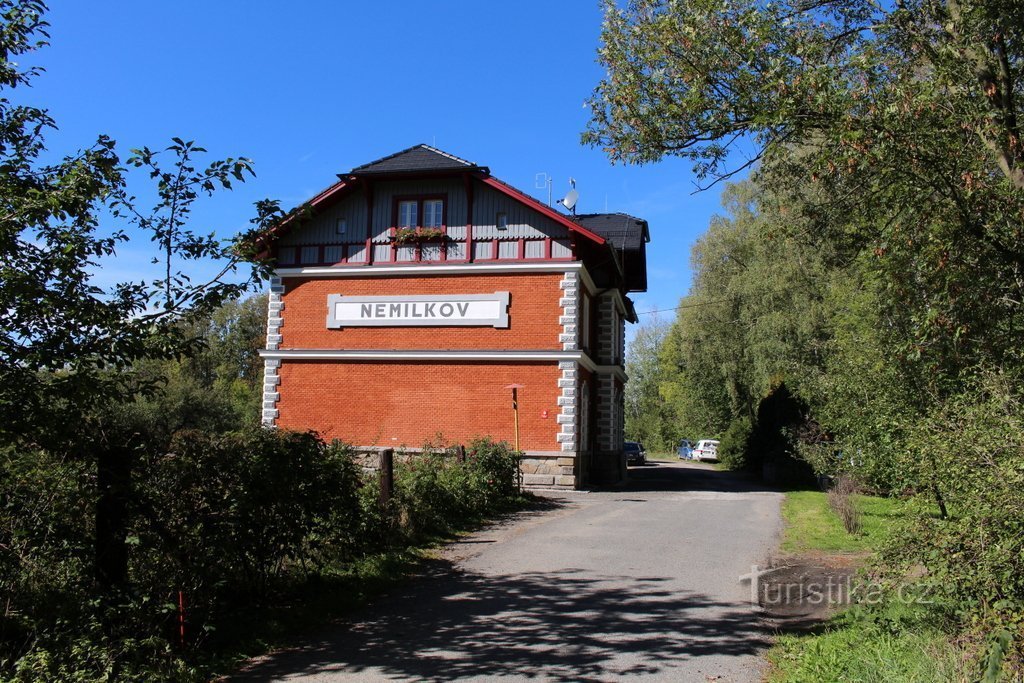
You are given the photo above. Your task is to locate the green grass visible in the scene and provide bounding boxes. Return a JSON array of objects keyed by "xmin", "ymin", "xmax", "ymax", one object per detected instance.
[
  {"xmin": 767, "ymin": 602, "xmax": 968, "ymax": 682},
  {"xmin": 769, "ymin": 490, "xmax": 972, "ymax": 682},
  {"xmin": 779, "ymin": 490, "xmax": 903, "ymax": 554},
  {"xmin": 646, "ymin": 451, "xmax": 682, "ymax": 462}
]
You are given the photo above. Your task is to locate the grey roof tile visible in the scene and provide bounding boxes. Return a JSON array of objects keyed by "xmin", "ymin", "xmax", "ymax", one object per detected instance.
[
  {"xmin": 573, "ymin": 212, "xmax": 649, "ymax": 251},
  {"xmin": 350, "ymin": 144, "xmax": 484, "ymax": 175}
]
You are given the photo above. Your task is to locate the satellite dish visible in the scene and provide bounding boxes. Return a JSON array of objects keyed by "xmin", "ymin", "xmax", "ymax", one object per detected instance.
[{"xmin": 560, "ymin": 188, "xmax": 579, "ymax": 212}]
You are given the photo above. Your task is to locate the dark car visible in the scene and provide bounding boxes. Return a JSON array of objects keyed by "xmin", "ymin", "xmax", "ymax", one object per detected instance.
[{"xmin": 624, "ymin": 441, "xmax": 647, "ymax": 465}]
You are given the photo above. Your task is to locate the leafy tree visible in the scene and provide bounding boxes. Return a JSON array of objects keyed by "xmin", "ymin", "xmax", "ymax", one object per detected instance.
[
  {"xmin": 624, "ymin": 317, "xmax": 677, "ymax": 450},
  {"xmin": 585, "ymin": 0, "xmax": 1024, "ymax": 380},
  {"xmin": 0, "ymin": 0, "xmax": 281, "ymax": 593},
  {"xmin": 654, "ymin": 179, "xmax": 831, "ymax": 450}
]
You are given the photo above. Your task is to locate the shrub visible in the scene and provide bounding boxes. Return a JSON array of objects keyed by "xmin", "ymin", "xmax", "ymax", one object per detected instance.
[
  {"xmin": 389, "ymin": 438, "xmax": 521, "ymax": 540},
  {"xmin": 138, "ymin": 428, "xmax": 362, "ymax": 597},
  {"xmin": 717, "ymin": 415, "xmax": 752, "ymax": 470},
  {"xmin": 826, "ymin": 474, "xmax": 862, "ymax": 534},
  {"xmin": 464, "ymin": 437, "xmax": 520, "ymax": 508},
  {"xmin": 876, "ymin": 374, "xmax": 1024, "ymax": 673},
  {"xmin": 1, "ymin": 429, "xmax": 525, "ymax": 680}
]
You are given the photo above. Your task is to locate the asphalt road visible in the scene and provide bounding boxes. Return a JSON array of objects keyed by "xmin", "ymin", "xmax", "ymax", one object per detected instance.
[{"xmin": 234, "ymin": 461, "xmax": 784, "ymax": 682}]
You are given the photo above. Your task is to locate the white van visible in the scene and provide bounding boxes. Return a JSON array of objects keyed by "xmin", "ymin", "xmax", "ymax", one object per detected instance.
[{"xmin": 692, "ymin": 439, "xmax": 720, "ymax": 461}]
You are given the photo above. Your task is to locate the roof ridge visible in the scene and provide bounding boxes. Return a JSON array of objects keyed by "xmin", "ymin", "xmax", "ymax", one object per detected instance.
[
  {"xmin": 418, "ymin": 144, "xmax": 477, "ymax": 168},
  {"xmin": 573, "ymin": 211, "xmax": 645, "ymax": 221},
  {"xmin": 351, "ymin": 143, "xmax": 476, "ymax": 173}
]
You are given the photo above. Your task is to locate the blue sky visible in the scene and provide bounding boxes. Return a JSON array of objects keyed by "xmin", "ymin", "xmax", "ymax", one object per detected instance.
[{"xmin": 32, "ymin": 1, "xmax": 745, "ymax": 328}]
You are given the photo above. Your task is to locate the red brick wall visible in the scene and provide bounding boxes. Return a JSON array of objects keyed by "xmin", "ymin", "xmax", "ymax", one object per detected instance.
[
  {"xmin": 280, "ymin": 273, "xmax": 563, "ymax": 350},
  {"xmin": 276, "ymin": 360, "xmax": 562, "ymax": 451}
]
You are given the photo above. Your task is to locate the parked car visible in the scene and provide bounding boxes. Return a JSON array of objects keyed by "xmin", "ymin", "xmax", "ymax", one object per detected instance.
[
  {"xmin": 624, "ymin": 441, "xmax": 647, "ymax": 465},
  {"xmin": 692, "ymin": 439, "xmax": 720, "ymax": 461},
  {"xmin": 677, "ymin": 439, "xmax": 694, "ymax": 459}
]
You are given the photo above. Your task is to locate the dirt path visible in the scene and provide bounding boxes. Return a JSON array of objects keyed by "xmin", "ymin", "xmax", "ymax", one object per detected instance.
[{"xmin": 234, "ymin": 461, "xmax": 784, "ymax": 682}]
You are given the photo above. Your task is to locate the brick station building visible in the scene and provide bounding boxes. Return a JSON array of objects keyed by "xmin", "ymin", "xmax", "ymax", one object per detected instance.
[{"xmin": 258, "ymin": 145, "xmax": 649, "ymax": 488}]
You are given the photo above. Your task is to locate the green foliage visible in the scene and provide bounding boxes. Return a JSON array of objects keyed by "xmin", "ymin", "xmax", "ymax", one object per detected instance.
[
  {"xmin": 624, "ymin": 319, "xmax": 678, "ymax": 450},
  {"xmin": 882, "ymin": 375, "xmax": 1024, "ymax": 639},
  {"xmin": 0, "ymin": 0, "xmax": 286, "ymax": 615},
  {"xmin": 0, "ymin": 427, "xmax": 361, "ymax": 679},
  {"xmin": 141, "ymin": 428, "xmax": 363, "ymax": 593},
  {"xmin": 585, "ymin": 0, "xmax": 1024, "ymax": 670},
  {"xmin": 391, "ymin": 439, "xmax": 522, "ymax": 540},
  {"xmin": 131, "ymin": 293, "xmax": 269, "ymax": 432},
  {"xmin": 1, "ymin": 431, "xmax": 527, "ymax": 681},
  {"xmin": 652, "ymin": 179, "xmax": 831, "ymax": 474},
  {"xmin": 716, "ymin": 415, "xmax": 751, "ymax": 470}
]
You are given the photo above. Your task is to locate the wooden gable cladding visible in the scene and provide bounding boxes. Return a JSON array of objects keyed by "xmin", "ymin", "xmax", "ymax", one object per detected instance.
[{"xmin": 275, "ymin": 176, "xmax": 575, "ymax": 267}]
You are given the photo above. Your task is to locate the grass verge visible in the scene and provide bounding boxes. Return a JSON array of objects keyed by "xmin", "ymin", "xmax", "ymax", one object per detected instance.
[
  {"xmin": 768, "ymin": 602, "xmax": 967, "ymax": 682},
  {"xmin": 779, "ymin": 490, "xmax": 902, "ymax": 554},
  {"xmin": 767, "ymin": 490, "xmax": 971, "ymax": 682}
]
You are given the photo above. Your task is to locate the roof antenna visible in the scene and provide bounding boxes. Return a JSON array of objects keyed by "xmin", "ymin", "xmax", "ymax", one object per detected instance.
[
  {"xmin": 558, "ymin": 177, "xmax": 579, "ymax": 215},
  {"xmin": 535, "ymin": 172, "xmax": 553, "ymax": 207}
]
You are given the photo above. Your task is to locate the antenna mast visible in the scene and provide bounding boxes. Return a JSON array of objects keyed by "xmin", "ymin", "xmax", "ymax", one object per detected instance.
[{"xmin": 534, "ymin": 172, "xmax": 553, "ymax": 207}]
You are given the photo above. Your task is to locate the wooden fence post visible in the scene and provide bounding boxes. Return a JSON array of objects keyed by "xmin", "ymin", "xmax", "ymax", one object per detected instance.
[
  {"xmin": 379, "ymin": 448, "xmax": 394, "ymax": 507},
  {"xmin": 457, "ymin": 445, "xmax": 466, "ymax": 463}
]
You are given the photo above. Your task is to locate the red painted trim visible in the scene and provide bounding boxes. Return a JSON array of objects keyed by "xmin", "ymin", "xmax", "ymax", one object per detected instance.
[
  {"xmin": 544, "ymin": 237, "xmax": 553, "ymax": 259},
  {"xmin": 517, "ymin": 237, "xmax": 526, "ymax": 259},
  {"xmin": 477, "ymin": 176, "xmax": 606, "ymax": 246},
  {"xmin": 257, "ymin": 179, "xmax": 358, "ymax": 257}
]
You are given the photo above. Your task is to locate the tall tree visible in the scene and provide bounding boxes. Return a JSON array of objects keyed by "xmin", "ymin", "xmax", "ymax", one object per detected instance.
[
  {"xmin": 0, "ymin": 1, "xmax": 281, "ymax": 592},
  {"xmin": 624, "ymin": 317, "xmax": 675, "ymax": 450},
  {"xmin": 586, "ymin": 0, "xmax": 1024, "ymax": 498}
]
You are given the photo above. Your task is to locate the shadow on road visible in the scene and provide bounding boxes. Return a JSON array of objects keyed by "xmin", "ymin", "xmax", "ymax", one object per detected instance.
[
  {"xmin": 234, "ymin": 561, "xmax": 770, "ymax": 682},
  {"xmin": 621, "ymin": 460, "xmax": 787, "ymax": 494}
]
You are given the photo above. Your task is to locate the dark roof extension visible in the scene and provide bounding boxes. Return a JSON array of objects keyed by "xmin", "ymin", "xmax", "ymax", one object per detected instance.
[
  {"xmin": 349, "ymin": 144, "xmax": 488, "ymax": 176},
  {"xmin": 574, "ymin": 213, "xmax": 650, "ymax": 293},
  {"xmin": 573, "ymin": 213, "xmax": 650, "ymax": 251}
]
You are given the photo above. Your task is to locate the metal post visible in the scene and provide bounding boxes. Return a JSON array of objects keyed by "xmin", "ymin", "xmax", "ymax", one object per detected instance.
[
  {"xmin": 504, "ymin": 383, "xmax": 525, "ymax": 494},
  {"xmin": 379, "ymin": 448, "xmax": 394, "ymax": 507},
  {"xmin": 511, "ymin": 387, "xmax": 520, "ymax": 452}
]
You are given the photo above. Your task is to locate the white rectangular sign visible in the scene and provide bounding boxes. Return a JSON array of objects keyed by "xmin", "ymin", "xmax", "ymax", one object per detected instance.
[{"xmin": 327, "ymin": 292, "xmax": 510, "ymax": 328}]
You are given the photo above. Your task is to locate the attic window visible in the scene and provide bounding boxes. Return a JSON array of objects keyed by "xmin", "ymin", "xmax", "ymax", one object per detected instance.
[
  {"xmin": 394, "ymin": 195, "xmax": 447, "ymax": 231},
  {"xmin": 496, "ymin": 212, "xmax": 508, "ymax": 230},
  {"xmin": 336, "ymin": 217, "xmax": 348, "ymax": 236}
]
